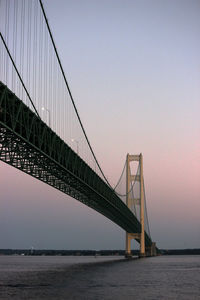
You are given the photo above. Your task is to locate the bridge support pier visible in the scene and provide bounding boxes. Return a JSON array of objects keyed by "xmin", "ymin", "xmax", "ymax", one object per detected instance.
[
  {"xmin": 146, "ymin": 242, "xmax": 157, "ymax": 257},
  {"xmin": 125, "ymin": 232, "xmax": 144, "ymax": 258},
  {"xmin": 125, "ymin": 154, "xmax": 145, "ymax": 258}
]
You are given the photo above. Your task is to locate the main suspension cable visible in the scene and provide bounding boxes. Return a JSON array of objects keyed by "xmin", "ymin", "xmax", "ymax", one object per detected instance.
[
  {"xmin": 143, "ymin": 178, "xmax": 151, "ymax": 239},
  {"xmin": 113, "ymin": 160, "xmax": 126, "ymax": 190},
  {"xmin": 0, "ymin": 31, "xmax": 40, "ymax": 118},
  {"xmin": 114, "ymin": 160, "xmax": 140, "ymax": 197}
]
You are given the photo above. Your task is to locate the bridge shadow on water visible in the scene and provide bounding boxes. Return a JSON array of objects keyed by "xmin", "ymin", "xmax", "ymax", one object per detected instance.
[{"xmin": 0, "ymin": 256, "xmax": 142, "ymax": 300}]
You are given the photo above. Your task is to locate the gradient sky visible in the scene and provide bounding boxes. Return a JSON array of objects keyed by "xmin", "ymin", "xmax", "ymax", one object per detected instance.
[{"xmin": 0, "ymin": 0, "xmax": 200, "ymax": 250}]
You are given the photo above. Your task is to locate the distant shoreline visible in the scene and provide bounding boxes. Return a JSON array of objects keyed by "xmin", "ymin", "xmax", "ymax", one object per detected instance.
[{"xmin": 0, "ymin": 249, "xmax": 200, "ymax": 256}]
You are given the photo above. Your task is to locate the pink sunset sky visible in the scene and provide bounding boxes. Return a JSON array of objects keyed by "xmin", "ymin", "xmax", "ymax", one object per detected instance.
[{"xmin": 0, "ymin": 0, "xmax": 200, "ymax": 250}]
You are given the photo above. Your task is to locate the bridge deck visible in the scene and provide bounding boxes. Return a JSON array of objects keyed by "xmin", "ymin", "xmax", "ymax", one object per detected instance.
[{"xmin": 0, "ymin": 81, "xmax": 152, "ymax": 247}]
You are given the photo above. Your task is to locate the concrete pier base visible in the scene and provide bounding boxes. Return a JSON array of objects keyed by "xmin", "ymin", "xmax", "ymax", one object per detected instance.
[
  {"xmin": 145, "ymin": 242, "xmax": 157, "ymax": 257},
  {"xmin": 125, "ymin": 252, "xmax": 133, "ymax": 259},
  {"xmin": 139, "ymin": 253, "xmax": 146, "ymax": 258}
]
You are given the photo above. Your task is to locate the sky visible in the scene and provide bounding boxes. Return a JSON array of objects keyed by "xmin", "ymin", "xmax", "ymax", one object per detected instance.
[{"xmin": 0, "ymin": 0, "xmax": 200, "ymax": 250}]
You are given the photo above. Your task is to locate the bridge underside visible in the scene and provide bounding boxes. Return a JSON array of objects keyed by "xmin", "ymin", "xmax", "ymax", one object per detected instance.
[{"xmin": 0, "ymin": 81, "xmax": 152, "ymax": 248}]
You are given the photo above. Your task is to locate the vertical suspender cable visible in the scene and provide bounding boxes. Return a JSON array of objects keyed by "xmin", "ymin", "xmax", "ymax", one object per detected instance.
[{"xmin": 39, "ymin": 0, "xmax": 113, "ymax": 188}]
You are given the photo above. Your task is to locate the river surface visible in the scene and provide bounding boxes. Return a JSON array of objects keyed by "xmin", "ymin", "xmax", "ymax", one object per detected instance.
[{"xmin": 0, "ymin": 255, "xmax": 199, "ymax": 299}]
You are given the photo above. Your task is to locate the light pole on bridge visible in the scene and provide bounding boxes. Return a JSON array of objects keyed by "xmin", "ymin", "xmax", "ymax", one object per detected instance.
[
  {"xmin": 42, "ymin": 106, "xmax": 51, "ymax": 127},
  {"xmin": 71, "ymin": 138, "xmax": 79, "ymax": 155}
]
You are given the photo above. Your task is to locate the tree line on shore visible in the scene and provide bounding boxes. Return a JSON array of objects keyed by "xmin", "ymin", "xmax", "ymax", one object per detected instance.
[{"xmin": 0, "ymin": 248, "xmax": 200, "ymax": 256}]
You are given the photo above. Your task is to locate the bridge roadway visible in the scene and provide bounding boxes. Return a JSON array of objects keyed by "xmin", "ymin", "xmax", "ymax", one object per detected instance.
[{"xmin": 0, "ymin": 81, "xmax": 152, "ymax": 248}]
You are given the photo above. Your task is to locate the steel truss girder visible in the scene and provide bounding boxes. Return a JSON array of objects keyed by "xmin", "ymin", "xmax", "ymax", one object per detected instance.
[{"xmin": 0, "ymin": 81, "xmax": 152, "ymax": 247}]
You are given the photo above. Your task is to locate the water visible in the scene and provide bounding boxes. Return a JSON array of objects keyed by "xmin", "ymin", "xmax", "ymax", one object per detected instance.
[{"xmin": 0, "ymin": 255, "xmax": 199, "ymax": 299}]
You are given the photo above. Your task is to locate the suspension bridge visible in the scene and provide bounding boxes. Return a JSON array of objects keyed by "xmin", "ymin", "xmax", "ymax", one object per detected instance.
[{"xmin": 0, "ymin": 0, "xmax": 157, "ymax": 257}]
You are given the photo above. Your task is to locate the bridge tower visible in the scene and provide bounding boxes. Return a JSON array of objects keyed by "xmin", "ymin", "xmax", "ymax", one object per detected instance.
[{"xmin": 125, "ymin": 153, "xmax": 145, "ymax": 258}]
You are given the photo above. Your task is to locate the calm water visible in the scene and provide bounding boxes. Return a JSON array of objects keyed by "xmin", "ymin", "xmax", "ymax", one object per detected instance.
[{"xmin": 0, "ymin": 255, "xmax": 199, "ymax": 299}]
